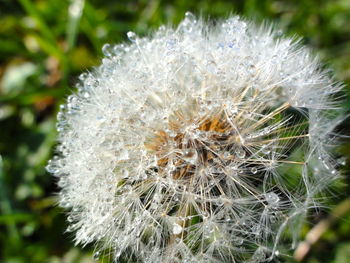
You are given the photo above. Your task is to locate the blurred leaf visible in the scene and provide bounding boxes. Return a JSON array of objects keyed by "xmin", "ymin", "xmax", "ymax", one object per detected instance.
[
  {"xmin": 18, "ymin": 0, "xmax": 57, "ymax": 45},
  {"xmin": 0, "ymin": 105, "xmax": 15, "ymax": 120},
  {"xmin": 1, "ymin": 62, "xmax": 37, "ymax": 95},
  {"xmin": 0, "ymin": 213, "xmax": 34, "ymax": 224},
  {"xmin": 66, "ymin": 0, "xmax": 85, "ymax": 52},
  {"xmin": 71, "ymin": 45, "xmax": 98, "ymax": 70},
  {"xmin": 334, "ymin": 242, "xmax": 350, "ymax": 263}
]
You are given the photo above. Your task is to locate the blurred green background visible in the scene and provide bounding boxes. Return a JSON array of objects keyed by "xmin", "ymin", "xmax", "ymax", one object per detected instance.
[{"xmin": 1, "ymin": 0, "xmax": 350, "ymax": 262}]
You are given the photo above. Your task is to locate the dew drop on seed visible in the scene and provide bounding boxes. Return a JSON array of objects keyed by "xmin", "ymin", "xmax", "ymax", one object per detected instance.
[
  {"xmin": 127, "ymin": 31, "xmax": 137, "ymax": 42},
  {"xmin": 121, "ymin": 168, "xmax": 129, "ymax": 178},
  {"xmin": 185, "ymin": 11, "xmax": 196, "ymax": 23},
  {"xmin": 265, "ymin": 192, "xmax": 279, "ymax": 206},
  {"xmin": 202, "ymin": 211, "xmax": 209, "ymax": 219},
  {"xmin": 172, "ymin": 223, "xmax": 183, "ymax": 235},
  {"xmin": 166, "ymin": 38, "xmax": 178, "ymax": 50},
  {"xmin": 78, "ymin": 72, "xmax": 88, "ymax": 81},
  {"xmin": 113, "ymin": 44, "xmax": 125, "ymax": 55},
  {"xmin": 262, "ymin": 146, "xmax": 270, "ymax": 155},
  {"xmin": 223, "ymin": 151, "xmax": 231, "ymax": 159},
  {"xmin": 60, "ymin": 200, "xmax": 71, "ymax": 208},
  {"xmin": 251, "ymin": 167, "xmax": 258, "ymax": 174},
  {"xmin": 206, "ymin": 61, "xmax": 217, "ymax": 73},
  {"xmin": 45, "ymin": 161, "xmax": 55, "ymax": 174},
  {"xmin": 102, "ymin": 43, "xmax": 113, "ymax": 57},
  {"xmin": 93, "ymin": 251, "xmax": 101, "ymax": 260},
  {"xmin": 57, "ymin": 112, "xmax": 64, "ymax": 121},
  {"xmin": 276, "ymin": 30, "xmax": 283, "ymax": 36},
  {"xmin": 251, "ymin": 225, "xmax": 261, "ymax": 236},
  {"xmin": 337, "ymin": 157, "xmax": 346, "ymax": 166},
  {"xmin": 235, "ymin": 148, "xmax": 246, "ymax": 158},
  {"xmin": 270, "ymin": 215, "xmax": 276, "ymax": 223},
  {"xmin": 182, "ymin": 148, "xmax": 198, "ymax": 164},
  {"xmin": 234, "ymin": 237, "xmax": 244, "ymax": 245},
  {"xmin": 179, "ymin": 12, "xmax": 196, "ymax": 33}
]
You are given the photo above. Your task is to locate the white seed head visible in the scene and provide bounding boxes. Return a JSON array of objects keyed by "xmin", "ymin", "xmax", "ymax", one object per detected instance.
[{"xmin": 47, "ymin": 13, "xmax": 344, "ymax": 263}]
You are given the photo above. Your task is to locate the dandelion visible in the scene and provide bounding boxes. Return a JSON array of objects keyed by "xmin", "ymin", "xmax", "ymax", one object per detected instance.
[{"xmin": 47, "ymin": 12, "xmax": 344, "ymax": 263}]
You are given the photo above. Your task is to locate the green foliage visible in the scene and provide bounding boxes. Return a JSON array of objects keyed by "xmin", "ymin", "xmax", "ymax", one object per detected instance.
[{"xmin": 0, "ymin": 0, "xmax": 349, "ymax": 262}]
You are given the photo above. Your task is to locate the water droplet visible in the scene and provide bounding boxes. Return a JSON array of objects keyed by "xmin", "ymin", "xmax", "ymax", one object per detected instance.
[
  {"xmin": 262, "ymin": 146, "xmax": 271, "ymax": 155},
  {"xmin": 166, "ymin": 38, "xmax": 178, "ymax": 50},
  {"xmin": 202, "ymin": 211, "xmax": 209, "ymax": 219},
  {"xmin": 45, "ymin": 160, "xmax": 55, "ymax": 173},
  {"xmin": 93, "ymin": 251, "xmax": 101, "ymax": 260},
  {"xmin": 83, "ymin": 91, "xmax": 90, "ymax": 98},
  {"xmin": 265, "ymin": 192, "xmax": 279, "ymax": 206},
  {"xmin": 223, "ymin": 151, "xmax": 231, "ymax": 159},
  {"xmin": 172, "ymin": 223, "xmax": 183, "ymax": 235},
  {"xmin": 179, "ymin": 12, "xmax": 197, "ymax": 33},
  {"xmin": 102, "ymin": 43, "xmax": 113, "ymax": 57},
  {"xmin": 206, "ymin": 61, "xmax": 217, "ymax": 74},
  {"xmin": 270, "ymin": 215, "xmax": 277, "ymax": 223},
  {"xmin": 127, "ymin": 31, "xmax": 137, "ymax": 42},
  {"xmin": 96, "ymin": 115, "xmax": 105, "ymax": 122},
  {"xmin": 121, "ymin": 168, "xmax": 129, "ymax": 178},
  {"xmin": 235, "ymin": 148, "xmax": 246, "ymax": 158},
  {"xmin": 252, "ymin": 225, "xmax": 261, "ymax": 236},
  {"xmin": 185, "ymin": 11, "xmax": 196, "ymax": 23},
  {"xmin": 158, "ymin": 25, "xmax": 166, "ymax": 33},
  {"xmin": 57, "ymin": 112, "xmax": 64, "ymax": 121},
  {"xmin": 234, "ymin": 237, "xmax": 244, "ymax": 245},
  {"xmin": 67, "ymin": 225, "xmax": 75, "ymax": 232},
  {"xmin": 218, "ymin": 42, "xmax": 225, "ymax": 49},
  {"xmin": 60, "ymin": 200, "xmax": 71, "ymax": 208},
  {"xmin": 251, "ymin": 167, "xmax": 258, "ymax": 174},
  {"xmin": 182, "ymin": 148, "xmax": 197, "ymax": 164},
  {"xmin": 113, "ymin": 44, "xmax": 126, "ymax": 55},
  {"xmin": 337, "ymin": 157, "xmax": 346, "ymax": 166},
  {"xmin": 78, "ymin": 72, "xmax": 88, "ymax": 81},
  {"xmin": 276, "ymin": 30, "xmax": 283, "ymax": 36}
]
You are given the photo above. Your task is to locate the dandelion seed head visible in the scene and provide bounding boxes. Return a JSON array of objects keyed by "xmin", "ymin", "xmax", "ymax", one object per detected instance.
[{"xmin": 47, "ymin": 12, "xmax": 344, "ymax": 262}]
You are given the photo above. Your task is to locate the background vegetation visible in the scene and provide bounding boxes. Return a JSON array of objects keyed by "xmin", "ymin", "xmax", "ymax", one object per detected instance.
[{"xmin": 1, "ymin": 0, "xmax": 350, "ymax": 262}]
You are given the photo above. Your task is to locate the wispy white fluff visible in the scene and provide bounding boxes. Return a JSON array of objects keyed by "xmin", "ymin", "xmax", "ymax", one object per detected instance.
[{"xmin": 47, "ymin": 12, "xmax": 344, "ymax": 263}]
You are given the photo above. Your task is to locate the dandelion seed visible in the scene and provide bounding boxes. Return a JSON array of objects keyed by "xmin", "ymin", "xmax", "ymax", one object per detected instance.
[{"xmin": 48, "ymin": 13, "xmax": 344, "ymax": 263}]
